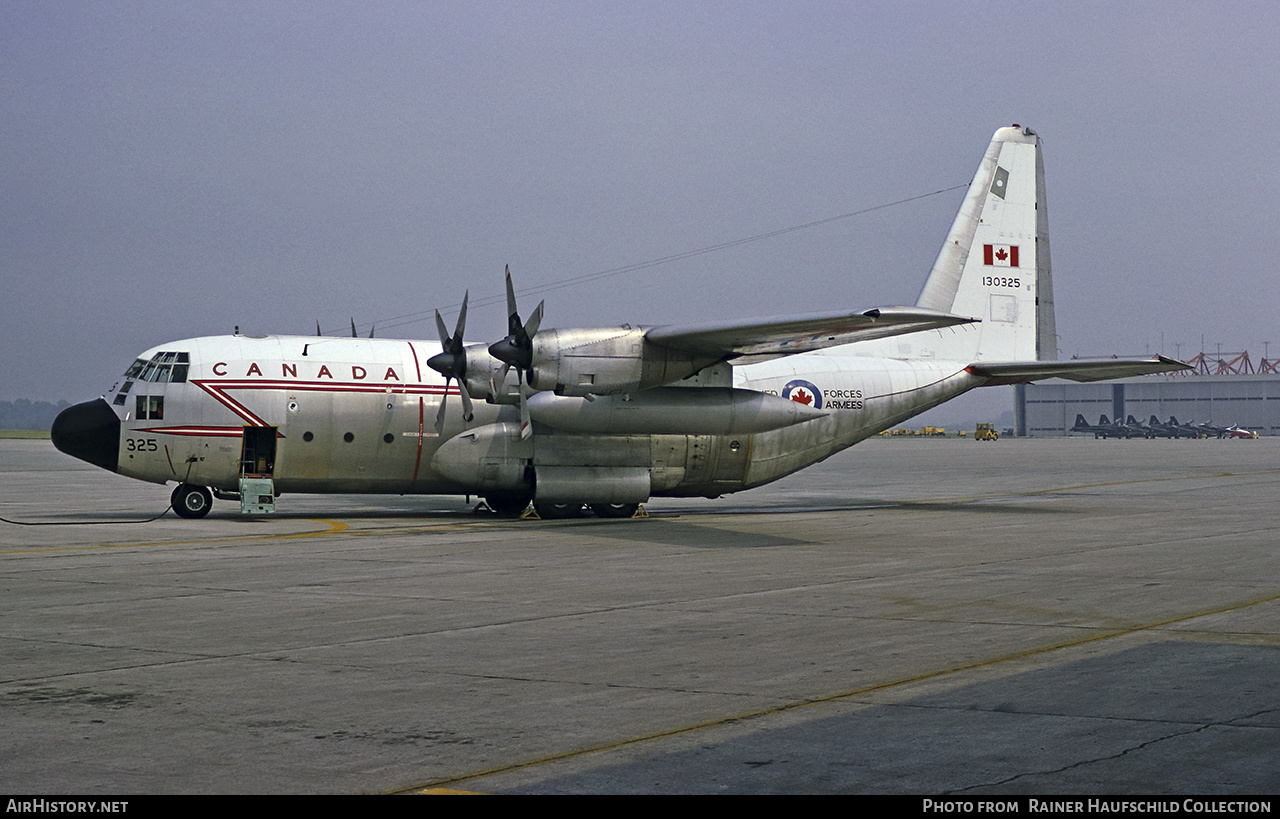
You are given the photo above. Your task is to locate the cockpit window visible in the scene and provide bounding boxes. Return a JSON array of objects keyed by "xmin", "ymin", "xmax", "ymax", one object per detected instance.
[{"xmin": 125, "ymin": 352, "xmax": 189, "ymax": 383}]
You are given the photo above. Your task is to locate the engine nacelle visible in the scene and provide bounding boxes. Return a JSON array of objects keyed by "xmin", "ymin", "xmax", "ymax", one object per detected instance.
[
  {"xmin": 526, "ymin": 328, "xmax": 717, "ymax": 397},
  {"xmin": 455, "ymin": 344, "xmax": 508, "ymax": 402},
  {"xmin": 430, "ymin": 422, "xmax": 533, "ymax": 491},
  {"xmin": 527, "ymin": 387, "xmax": 826, "ymax": 435},
  {"xmin": 429, "ymin": 421, "xmax": 654, "ymax": 503}
]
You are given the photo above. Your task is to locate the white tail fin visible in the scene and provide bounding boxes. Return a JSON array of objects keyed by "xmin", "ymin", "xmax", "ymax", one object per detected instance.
[
  {"xmin": 917, "ymin": 124, "xmax": 1056, "ymax": 362},
  {"xmin": 856, "ymin": 125, "xmax": 1057, "ymax": 364}
]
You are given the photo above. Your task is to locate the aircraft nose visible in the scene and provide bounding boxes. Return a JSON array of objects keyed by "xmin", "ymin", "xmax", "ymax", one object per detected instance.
[{"xmin": 51, "ymin": 398, "xmax": 120, "ymax": 473}]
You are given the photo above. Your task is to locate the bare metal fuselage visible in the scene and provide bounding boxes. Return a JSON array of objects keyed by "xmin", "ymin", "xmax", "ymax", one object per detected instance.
[{"xmin": 105, "ymin": 334, "xmax": 982, "ymax": 501}]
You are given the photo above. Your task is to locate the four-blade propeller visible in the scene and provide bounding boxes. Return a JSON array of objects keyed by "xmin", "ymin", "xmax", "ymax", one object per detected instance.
[
  {"xmin": 426, "ymin": 267, "xmax": 545, "ymax": 439},
  {"xmin": 487, "ymin": 266, "xmax": 544, "ymax": 439},
  {"xmin": 425, "ymin": 291, "xmax": 475, "ymax": 435}
]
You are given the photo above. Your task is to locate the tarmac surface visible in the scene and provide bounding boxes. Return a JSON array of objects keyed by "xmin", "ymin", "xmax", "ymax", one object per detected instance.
[{"xmin": 1, "ymin": 436, "xmax": 1277, "ymax": 794}]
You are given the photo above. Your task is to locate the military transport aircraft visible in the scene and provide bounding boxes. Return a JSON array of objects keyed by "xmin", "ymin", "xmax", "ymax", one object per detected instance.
[{"xmin": 52, "ymin": 125, "xmax": 1186, "ymax": 519}]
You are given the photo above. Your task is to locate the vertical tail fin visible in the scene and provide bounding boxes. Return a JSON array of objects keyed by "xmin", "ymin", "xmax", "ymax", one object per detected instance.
[{"xmin": 913, "ymin": 125, "xmax": 1056, "ymax": 363}]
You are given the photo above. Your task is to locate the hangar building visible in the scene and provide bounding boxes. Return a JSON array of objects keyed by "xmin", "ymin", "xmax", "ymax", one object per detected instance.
[{"xmin": 1016, "ymin": 371, "xmax": 1280, "ymax": 437}]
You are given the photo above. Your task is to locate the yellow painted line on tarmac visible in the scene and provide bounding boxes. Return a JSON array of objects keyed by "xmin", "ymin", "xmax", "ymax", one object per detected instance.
[
  {"xmin": 0, "ymin": 515, "xmax": 541, "ymax": 555},
  {"xmin": 0, "ymin": 518, "xmax": 351, "ymax": 555},
  {"xmin": 911, "ymin": 470, "xmax": 1239, "ymax": 501},
  {"xmin": 396, "ymin": 588, "xmax": 1280, "ymax": 794},
  {"xmin": 888, "ymin": 470, "xmax": 1259, "ymax": 507}
]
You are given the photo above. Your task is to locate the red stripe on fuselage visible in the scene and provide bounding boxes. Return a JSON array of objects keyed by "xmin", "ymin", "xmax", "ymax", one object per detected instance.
[
  {"xmin": 413, "ymin": 396, "xmax": 424, "ymax": 483},
  {"xmin": 138, "ymin": 425, "xmax": 246, "ymax": 437},
  {"xmin": 190, "ymin": 378, "xmax": 456, "ymax": 429},
  {"xmin": 408, "ymin": 341, "xmax": 422, "ymax": 382}
]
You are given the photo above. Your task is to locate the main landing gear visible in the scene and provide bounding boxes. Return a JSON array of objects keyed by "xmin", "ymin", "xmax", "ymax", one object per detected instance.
[
  {"xmin": 588, "ymin": 503, "xmax": 641, "ymax": 519},
  {"xmin": 492, "ymin": 498, "xmax": 642, "ymax": 520},
  {"xmin": 171, "ymin": 483, "xmax": 213, "ymax": 519}
]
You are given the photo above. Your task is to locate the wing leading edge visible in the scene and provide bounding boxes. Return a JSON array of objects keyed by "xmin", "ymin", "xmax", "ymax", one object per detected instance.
[
  {"xmin": 645, "ymin": 306, "xmax": 978, "ymax": 363},
  {"xmin": 967, "ymin": 356, "xmax": 1190, "ymax": 386}
]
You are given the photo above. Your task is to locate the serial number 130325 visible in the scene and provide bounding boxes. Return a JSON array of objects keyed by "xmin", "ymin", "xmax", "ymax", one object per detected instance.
[{"xmin": 983, "ymin": 276, "xmax": 1021, "ymax": 288}]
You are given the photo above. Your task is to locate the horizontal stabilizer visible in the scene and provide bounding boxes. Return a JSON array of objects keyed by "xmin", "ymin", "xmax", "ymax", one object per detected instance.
[
  {"xmin": 967, "ymin": 356, "xmax": 1189, "ymax": 385},
  {"xmin": 646, "ymin": 306, "xmax": 978, "ymax": 364}
]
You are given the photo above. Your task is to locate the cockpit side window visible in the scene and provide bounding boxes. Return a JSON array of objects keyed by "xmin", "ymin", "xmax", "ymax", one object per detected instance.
[{"xmin": 135, "ymin": 395, "xmax": 164, "ymax": 420}]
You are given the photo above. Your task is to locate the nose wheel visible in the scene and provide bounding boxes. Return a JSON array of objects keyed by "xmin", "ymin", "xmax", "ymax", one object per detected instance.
[{"xmin": 171, "ymin": 483, "xmax": 213, "ymax": 519}]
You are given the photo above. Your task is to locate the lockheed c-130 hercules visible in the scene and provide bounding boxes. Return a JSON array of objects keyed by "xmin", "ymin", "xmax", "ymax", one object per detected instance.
[{"xmin": 52, "ymin": 125, "xmax": 1187, "ymax": 520}]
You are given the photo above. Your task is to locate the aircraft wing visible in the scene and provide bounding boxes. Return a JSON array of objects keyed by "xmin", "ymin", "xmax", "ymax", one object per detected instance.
[
  {"xmin": 967, "ymin": 356, "xmax": 1190, "ymax": 385},
  {"xmin": 645, "ymin": 306, "xmax": 978, "ymax": 363}
]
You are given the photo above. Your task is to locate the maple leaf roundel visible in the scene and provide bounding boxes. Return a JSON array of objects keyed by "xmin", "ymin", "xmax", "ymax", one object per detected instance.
[{"xmin": 782, "ymin": 379, "xmax": 823, "ymax": 410}]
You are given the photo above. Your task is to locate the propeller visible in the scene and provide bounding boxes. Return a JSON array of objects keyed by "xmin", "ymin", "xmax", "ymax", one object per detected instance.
[
  {"xmin": 425, "ymin": 292, "xmax": 475, "ymax": 435},
  {"xmin": 487, "ymin": 266, "xmax": 544, "ymax": 439}
]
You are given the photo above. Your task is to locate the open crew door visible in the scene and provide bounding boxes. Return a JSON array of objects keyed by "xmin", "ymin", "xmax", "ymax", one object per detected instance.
[{"xmin": 239, "ymin": 426, "xmax": 277, "ymax": 514}]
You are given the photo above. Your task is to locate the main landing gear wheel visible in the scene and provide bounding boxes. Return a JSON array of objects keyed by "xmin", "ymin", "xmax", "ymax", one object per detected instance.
[
  {"xmin": 589, "ymin": 502, "xmax": 640, "ymax": 519},
  {"xmin": 485, "ymin": 494, "xmax": 532, "ymax": 518},
  {"xmin": 171, "ymin": 483, "xmax": 213, "ymax": 519},
  {"xmin": 533, "ymin": 502, "xmax": 584, "ymax": 520}
]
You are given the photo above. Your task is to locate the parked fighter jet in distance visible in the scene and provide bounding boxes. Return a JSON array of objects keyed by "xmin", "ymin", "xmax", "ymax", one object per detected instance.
[
  {"xmin": 1124, "ymin": 415, "xmax": 1157, "ymax": 438},
  {"xmin": 1070, "ymin": 415, "xmax": 1258, "ymax": 440},
  {"xmin": 52, "ymin": 125, "xmax": 1188, "ymax": 519},
  {"xmin": 1170, "ymin": 417, "xmax": 1208, "ymax": 438},
  {"xmin": 1145, "ymin": 415, "xmax": 1189, "ymax": 439},
  {"xmin": 1071, "ymin": 414, "xmax": 1143, "ymax": 439},
  {"xmin": 1224, "ymin": 425, "xmax": 1259, "ymax": 439},
  {"xmin": 1072, "ymin": 414, "xmax": 1119, "ymax": 438}
]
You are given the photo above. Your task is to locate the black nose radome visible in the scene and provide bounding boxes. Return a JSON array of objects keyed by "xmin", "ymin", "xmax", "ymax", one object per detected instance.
[{"xmin": 51, "ymin": 399, "xmax": 120, "ymax": 473}]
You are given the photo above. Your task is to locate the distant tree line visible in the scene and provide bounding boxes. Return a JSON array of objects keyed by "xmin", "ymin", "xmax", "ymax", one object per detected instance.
[{"xmin": 0, "ymin": 399, "xmax": 71, "ymax": 431}]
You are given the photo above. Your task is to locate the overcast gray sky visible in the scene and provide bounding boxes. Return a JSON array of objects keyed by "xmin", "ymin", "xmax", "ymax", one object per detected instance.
[{"xmin": 4, "ymin": 1, "xmax": 1277, "ymax": 404}]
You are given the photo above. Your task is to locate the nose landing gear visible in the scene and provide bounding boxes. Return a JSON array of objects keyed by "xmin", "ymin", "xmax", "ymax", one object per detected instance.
[{"xmin": 171, "ymin": 484, "xmax": 213, "ymax": 519}]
